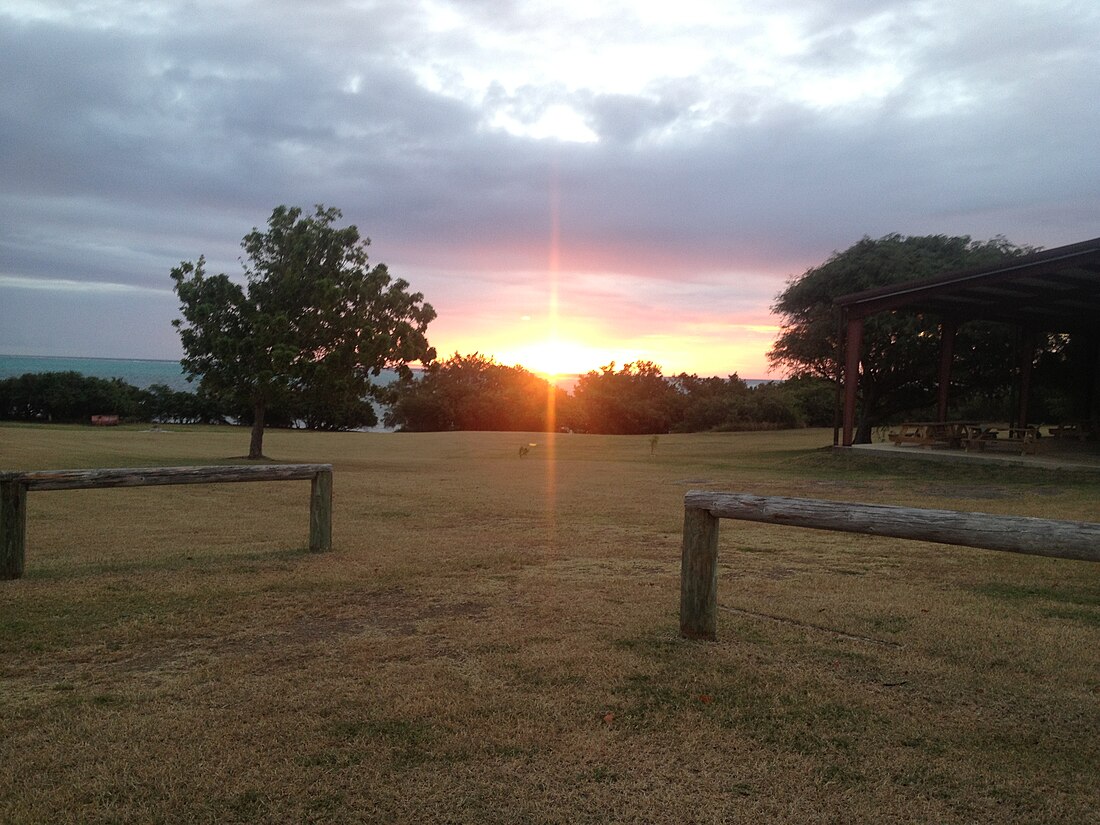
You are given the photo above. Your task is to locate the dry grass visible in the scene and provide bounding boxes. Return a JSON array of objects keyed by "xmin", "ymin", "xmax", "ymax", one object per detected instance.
[{"xmin": 2, "ymin": 423, "xmax": 1098, "ymax": 824}]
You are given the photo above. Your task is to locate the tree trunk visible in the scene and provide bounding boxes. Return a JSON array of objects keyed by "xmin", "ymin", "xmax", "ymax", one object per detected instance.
[
  {"xmin": 249, "ymin": 399, "xmax": 266, "ymax": 459},
  {"xmin": 855, "ymin": 418, "xmax": 873, "ymax": 444},
  {"xmin": 856, "ymin": 389, "xmax": 877, "ymax": 444}
]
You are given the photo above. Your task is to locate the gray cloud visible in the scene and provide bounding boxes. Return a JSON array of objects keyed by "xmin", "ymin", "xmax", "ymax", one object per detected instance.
[{"xmin": 2, "ymin": 0, "xmax": 1099, "ymax": 369}]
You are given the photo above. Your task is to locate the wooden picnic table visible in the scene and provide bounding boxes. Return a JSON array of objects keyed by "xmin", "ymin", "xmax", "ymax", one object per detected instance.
[
  {"xmin": 963, "ymin": 425, "xmax": 1040, "ymax": 455},
  {"xmin": 889, "ymin": 421, "xmax": 978, "ymax": 448},
  {"xmin": 1049, "ymin": 422, "xmax": 1093, "ymax": 441}
]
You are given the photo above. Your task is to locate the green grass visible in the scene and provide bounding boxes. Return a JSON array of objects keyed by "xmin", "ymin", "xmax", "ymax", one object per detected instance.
[
  {"xmin": 971, "ymin": 581, "xmax": 1100, "ymax": 607},
  {"xmin": 969, "ymin": 582, "xmax": 1100, "ymax": 628},
  {"xmin": 1, "ymin": 423, "xmax": 1098, "ymax": 823}
]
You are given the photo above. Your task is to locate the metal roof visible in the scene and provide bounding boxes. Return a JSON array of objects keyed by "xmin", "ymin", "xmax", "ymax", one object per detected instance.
[{"xmin": 835, "ymin": 236, "xmax": 1100, "ymax": 331}]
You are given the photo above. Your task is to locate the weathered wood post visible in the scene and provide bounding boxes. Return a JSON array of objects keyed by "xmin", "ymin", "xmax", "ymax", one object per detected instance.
[
  {"xmin": 1, "ymin": 477, "xmax": 27, "ymax": 580},
  {"xmin": 680, "ymin": 504, "xmax": 720, "ymax": 640},
  {"xmin": 309, "ymin": 467, "xmax": 332, "ymax": 553},
  {"xmin": 2, "ymin": 464, "xmax": 334, "ymax": 579},
  {"xmin": 680, "ymin": 490, "xmax": 1100, "ymax": 642}
]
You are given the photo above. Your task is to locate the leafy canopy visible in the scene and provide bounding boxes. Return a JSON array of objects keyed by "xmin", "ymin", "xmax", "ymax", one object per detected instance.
[
  {"xmin": 171, "ymin": 205, "xmax": 435, "ymax": 456},
  {"xmin": 569, "ymin": 361, "xmax": 680, "ymax": 434},
  {"xmin": 768, "ymin": 233, "xmax": 1031, "ymax": 438},
  {"xmin": 384, "ymin": 352, "xmax": 564, "ymax": 432}
]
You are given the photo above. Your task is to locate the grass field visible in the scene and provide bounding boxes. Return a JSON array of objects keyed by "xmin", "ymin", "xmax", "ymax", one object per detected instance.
[{"xmin": 2, "ymin": 423, "xmax": 1099, "ymax": 823}]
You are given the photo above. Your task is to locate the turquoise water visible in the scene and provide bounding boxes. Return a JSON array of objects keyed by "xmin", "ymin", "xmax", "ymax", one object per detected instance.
[
  {"xmin": 0, "ymin": 355, "xmax": 403, "ymax": 394},
  {"xmin": 0, "ymin": 354, "xmax": 193, "ymax": 391},
  {"xmin": 0, "ymin": 354, "xmax": 401, "ymax": 432}
]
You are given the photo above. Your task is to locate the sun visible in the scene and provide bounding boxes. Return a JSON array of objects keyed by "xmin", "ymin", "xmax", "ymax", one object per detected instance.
[{"xmin": 509, "ymin": 338, "xmax": 605, "ymax": 378}]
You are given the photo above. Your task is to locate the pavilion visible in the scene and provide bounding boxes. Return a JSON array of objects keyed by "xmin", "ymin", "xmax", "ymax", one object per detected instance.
[{"xmin": 833, "ymin": 236, "xmax": 1100, "ymax": 446}]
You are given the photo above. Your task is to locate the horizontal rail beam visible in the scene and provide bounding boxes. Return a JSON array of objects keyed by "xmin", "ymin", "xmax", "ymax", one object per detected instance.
[
  {"xmin": 1, "ymin": 464, "xmax": 332, "ymax": 492},
  {"xmin": 681, "ymin": 491, "xmax": 1100, "ymax": 641},
  {"xmin": 1, "ymin": 464, "xmax": 333, "ymax": 580},
  {"xmin": 685, "ymin": 491, "xmax": 1100, "ymax": 563}
]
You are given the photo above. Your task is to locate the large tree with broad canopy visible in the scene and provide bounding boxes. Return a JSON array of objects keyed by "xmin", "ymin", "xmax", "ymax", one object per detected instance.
[
  {"xmin": 171, "ymin": 205, "xmax": 435, "ymax": 458},
  {"xmin": 769, "ymin": 234, "xmax": 1031, "ymax": 441}
]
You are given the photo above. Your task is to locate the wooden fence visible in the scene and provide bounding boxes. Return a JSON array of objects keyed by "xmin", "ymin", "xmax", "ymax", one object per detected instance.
[
  {"xmin": 680, "ymin": 491, "xmax": 1100, "ymax": 641},
  {"xmin": 1, "ymin": 464, "xmax": 333, "ymax": 580}
]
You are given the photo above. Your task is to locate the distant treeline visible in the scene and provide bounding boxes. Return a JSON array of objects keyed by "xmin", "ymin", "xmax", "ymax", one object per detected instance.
[
  {"xmin": 0, "ymin": 372, "xmax": 222, "ymax": 425},
  {"xmin": 0, "ymin": 359, "xmax": 836, "ymax": 434},
  {"xmin": 0, "ymin": 371, "xmax": 375, "ymax": 429},
  {"xmin": 383, "ymin": 354, "xmax": 834, "ymax": 433}
]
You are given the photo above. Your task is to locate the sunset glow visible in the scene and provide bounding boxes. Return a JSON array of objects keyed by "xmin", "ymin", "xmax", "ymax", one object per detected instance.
[
  {"xmin": 500, "ymin": 337, "xmax": 625, "ymax": 378},
  {"xmin": 431, "ymin": 313, "xmax": 783, "ymax": 381}
]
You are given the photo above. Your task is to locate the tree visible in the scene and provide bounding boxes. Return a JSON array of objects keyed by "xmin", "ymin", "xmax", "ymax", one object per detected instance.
[
  {"xmin": 383, "ymin": 352, "xmax": 564, "ymax": 432},
  {"xmin": 171, "ymin": 205, "xmax": 435, "ymax": 457},
  {"xmin": 568, "ymin": 361, "xmax": 680, "ymax": 434},
  {"xmin": 669, "ymin": 373, "xmax": 750, "ymax": 432},
  {"xmin": 0, "ymin": 372, "xmax": 143, "ymax": 422},
  {"xmin": 139, "ymin": 383, "xmax": 228, "ymax": 425},
  {"xmin": 769, "ymin": 234, "xmax": 1030, "ymax": 441}
]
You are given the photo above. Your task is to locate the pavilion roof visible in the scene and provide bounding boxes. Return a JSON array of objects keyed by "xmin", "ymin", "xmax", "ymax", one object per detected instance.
[{"xmin": 835, "ymin": 236, "xmax": 1100, "ymax": 331}]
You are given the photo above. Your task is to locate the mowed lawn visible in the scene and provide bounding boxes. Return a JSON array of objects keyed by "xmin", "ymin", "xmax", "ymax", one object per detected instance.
[{"xmin": 2, "ymin": 423, "xmax": 1098, "ymax": 824}]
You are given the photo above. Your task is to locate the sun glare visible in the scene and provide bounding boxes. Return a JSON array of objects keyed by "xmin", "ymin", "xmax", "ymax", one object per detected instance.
[{"xmin": 508, "ymin": 338, "xmax": 607, "ymax": 378}]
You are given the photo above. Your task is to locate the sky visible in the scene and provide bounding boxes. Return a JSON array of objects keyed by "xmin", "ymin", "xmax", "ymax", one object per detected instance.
[{"xmin": 2, "ymin": 0, "xmax": 1098, "ymax": 379}]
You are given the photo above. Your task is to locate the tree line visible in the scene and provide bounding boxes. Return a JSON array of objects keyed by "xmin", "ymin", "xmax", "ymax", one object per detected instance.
[
  {"xmin": 0, "ymin": 361, "xmax": 834, "ymax": 434},
  {"xmin": 384, "ymin": 354, "xmax": 834, "ymax": 433},
  {"xmin": 0, "ymin": 370, "xmax": 384, "ymax": 428},
  {"xmin": 0, "ymin": 372, "xmax": 219, "ymax": 425}
]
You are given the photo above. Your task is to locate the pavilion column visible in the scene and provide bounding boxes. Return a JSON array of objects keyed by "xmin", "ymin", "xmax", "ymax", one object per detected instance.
[
  {"xmin": 937, "ymin": 320, "xmax": 958, "ymax": 422},
  {"xmin": 1016, "ymin": 330, "xmax": 1037, "ymax": 429},
  {"xmin": 1087, "ymin": 336, "xmax": 1100, "ymax": 428},
  {"xmin": 842, "ymin": 314, "xmax": 863, "ymax": 447},
  {"xmin": 832, "ymin": 313, "xmax": 845, "ymax": 446}
]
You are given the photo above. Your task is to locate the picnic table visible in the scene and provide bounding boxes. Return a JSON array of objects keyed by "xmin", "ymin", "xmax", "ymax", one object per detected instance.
[
  {"xmin": 1049, "ymin": 422, "xmax": 1093, "ymax": 441},
  {"xmin": 963, "ymin": 425, "xmax": 1040, "ymax": 455},
  {"xmin": 888, "ymin": 421, "xmax": 977, "ymax": 448}
]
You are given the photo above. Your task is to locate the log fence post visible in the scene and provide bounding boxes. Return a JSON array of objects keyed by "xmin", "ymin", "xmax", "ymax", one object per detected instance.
[
  {"xmin": 1, "ymin": 478, "xmax": 27, "ymax": 580},
  {"xmin": 680, "ymin": 491, "xmax": 1100, "ymax": 641},
  {"xmin": 680, "ymin": 505, "xmax": 720, "ymax": 640},
  {"xmin": 1, "ymin": 464, "xmax": 333, "ymax": 580},
  {"xmin": 309, "ymin": 467, "xmax": 333, "ymax": 553}
]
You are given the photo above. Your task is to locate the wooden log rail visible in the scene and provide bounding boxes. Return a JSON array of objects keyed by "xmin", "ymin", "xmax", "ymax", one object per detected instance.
[
  {"xmin": 1, "ymin": 464, "xmax": 333, "ymax": 580},
  {"xmin": 680, "ymin": 491, "xmax": 1100, "ymax": 641}
]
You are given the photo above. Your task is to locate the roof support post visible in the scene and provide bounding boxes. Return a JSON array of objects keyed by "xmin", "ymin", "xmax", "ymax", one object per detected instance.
[
  {"xmin": 832, "ymin": 311, "xmax": 845, "ymax": 446},
  {"xmin": 842, "ymin": 313, "xmax": 863, "ymax": 447},
  {"xmin": 937, "ymin": 320, "xmax": 958, "ymax": 422},
  {"xmin": 1084, "ymin": 335, "xmax": 1100, "ymax": 430},
  {"xmin": 1016, "ymin": 330, "xmax": 1037, "ymax": 429}
]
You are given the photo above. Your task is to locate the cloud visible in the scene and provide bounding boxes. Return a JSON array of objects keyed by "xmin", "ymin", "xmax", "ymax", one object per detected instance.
[{"xmin": 2, "ymin": 0, "xmax": 1099, "ymax": 371}]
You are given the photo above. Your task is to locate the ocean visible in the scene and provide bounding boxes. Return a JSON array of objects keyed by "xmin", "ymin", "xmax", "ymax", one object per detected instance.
[
  {"xmin": 0, "ymin": 354, "xmax": 194, "ymax": 391},
  {"xmin": 0, "ymin": 355, "xmax": 414, "ymax": 391}
]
